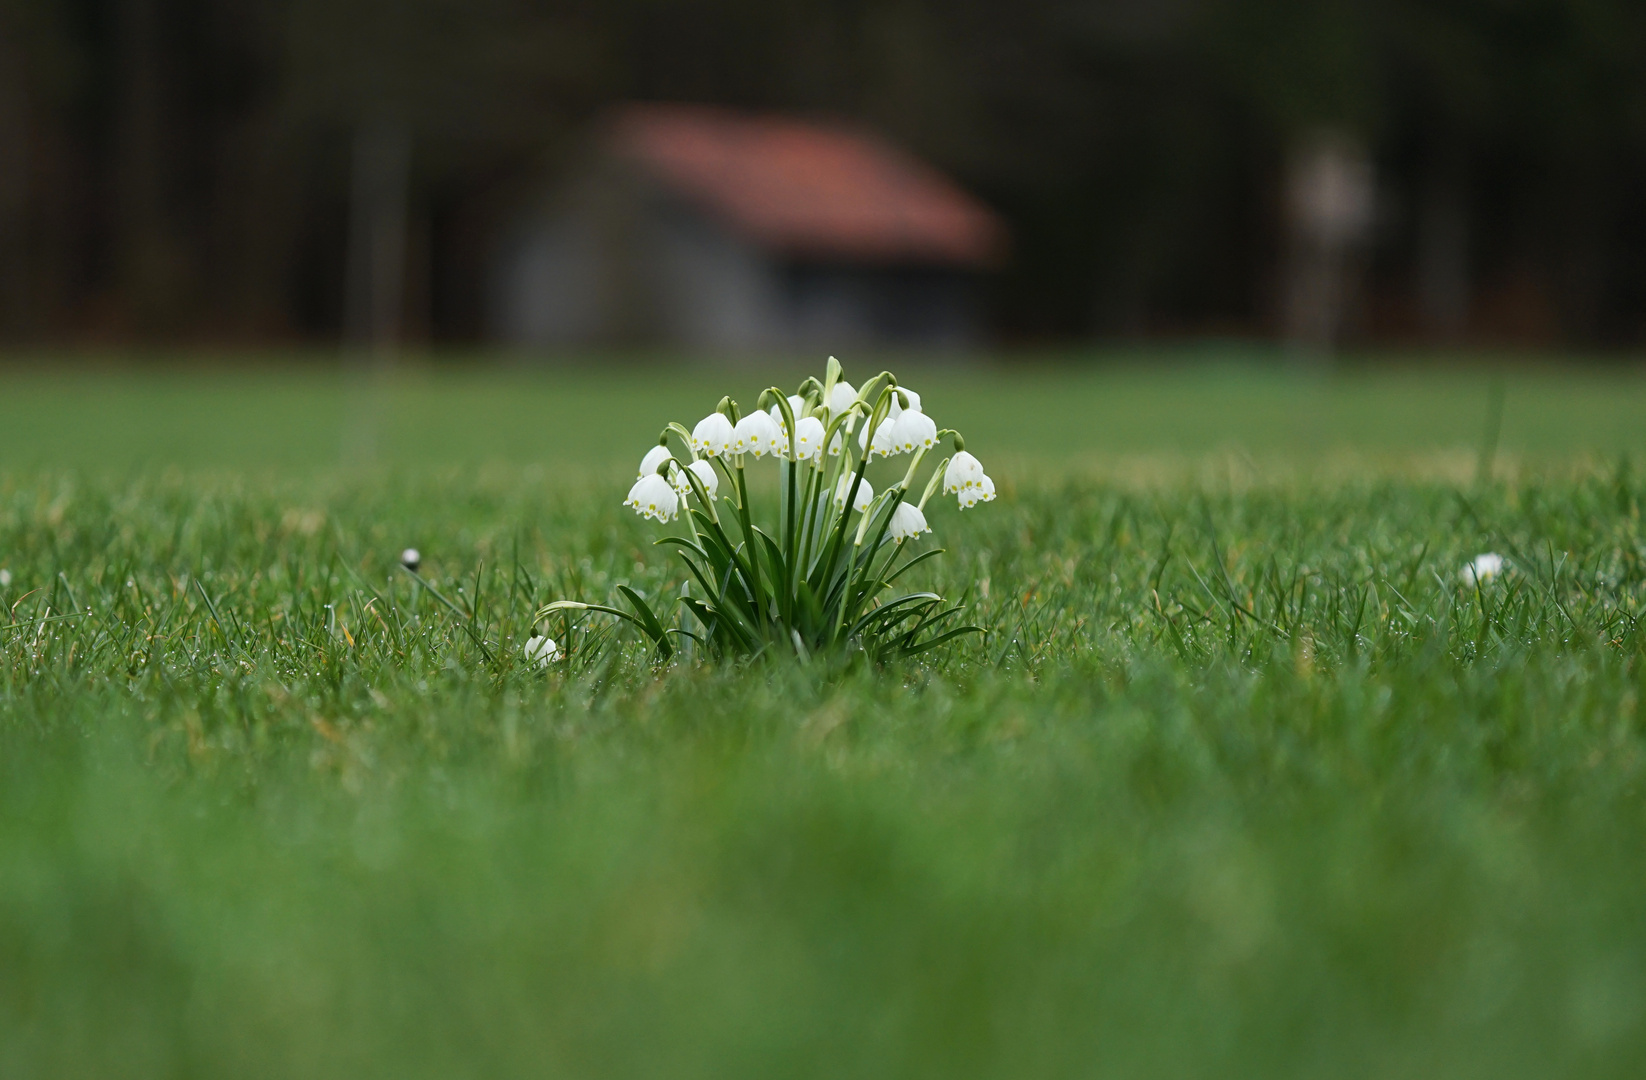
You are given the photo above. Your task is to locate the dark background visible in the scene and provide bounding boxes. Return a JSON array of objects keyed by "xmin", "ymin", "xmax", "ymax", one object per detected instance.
[{"xmin": 1, "ymin": 0, "xmax": 1643, "ymax": 349}]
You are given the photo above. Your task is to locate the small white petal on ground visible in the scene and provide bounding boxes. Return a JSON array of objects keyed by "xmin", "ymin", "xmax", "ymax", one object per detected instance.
[
  {"xmin": 1460, "ymin": 552, "xmax": 1506, "ymax": 587},
  {"xmin": 523, "ymin": 635, "xmax": 559, "ymax": 668}
]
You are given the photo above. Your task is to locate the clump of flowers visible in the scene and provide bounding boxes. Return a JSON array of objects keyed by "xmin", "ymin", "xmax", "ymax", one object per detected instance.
[{"xmin": 540, "ymin": 358, "xmax": 995, "ymax": 662}]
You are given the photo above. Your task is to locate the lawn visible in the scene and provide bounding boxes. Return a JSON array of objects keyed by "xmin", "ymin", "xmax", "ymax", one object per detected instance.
[{"xmin": 2, "ymin": 355, "xmax": 1646, "ymax": 1078}]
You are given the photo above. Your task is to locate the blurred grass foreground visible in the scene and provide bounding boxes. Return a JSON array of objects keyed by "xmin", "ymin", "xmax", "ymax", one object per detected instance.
[{"xmin": 3, "ymin": 357, "xmax": 1646, "ymax": 1078}]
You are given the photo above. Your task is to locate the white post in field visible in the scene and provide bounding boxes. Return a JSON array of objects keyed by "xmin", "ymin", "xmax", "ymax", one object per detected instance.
[
  {"xmin": 1283, "ymin": 132, "xmax": 1374, "ymax": 358},
  {"xmin": 344, "ymin": 117, "xmax": 411, "ymax": 361}
]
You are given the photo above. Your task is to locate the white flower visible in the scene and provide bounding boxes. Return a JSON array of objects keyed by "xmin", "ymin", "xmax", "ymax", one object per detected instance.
[
  {"xmin": 673, "ymin": 458, "xmax": 719, "ymax": 498},
  {"xmin": 888, "ymin": 387, "xmax": 920, "ymax": 419},
  {"xmin": 624, "ymin": 473, "xmax": 679, "ymax": 521},
  {"xmin": 524, "ymin": 634, "xmax": 560, "ymax": 668},
  {"xmin": 732, "ymin": 410, "xmax": 784, "ymax": 457},
  {"xmin": 958, "ymin": 473, "xmax": 995, "ymax": 509},
  {"xmin": 834, "ymin": 474, "xmax": 874, "ymax": 513},
  {"xmin": 858, "ymin": 416, "xmax": 899, "ymax": 458},
  {"xmin": 769, "ymin": 394, "xmax": 808, "ymax": 425},
  {"xmin": 792, "ymin": 416, "xmax": 826, "ymax": 461},
  {"xmin": 766, "ymin": 396, "xmax": 807, "ymax": 455},
  {"xmin": 637, "ymin": 444, "xmax": 672, "ymax": 480},
  {"xmin": 0, "ymin": 569, "xmax": 10, "ymax": 588},
  {"xmin": 691, "ymin": 412, "xmax": 734, "ymax": 457},
  {"xmin": 943, "ymin": 451, "xmax": 985, "ymax": 494},
  {"xmin": 890, "ymin": 407, "xmax": 936, "ymax": 453},
  {"xmin": 827, "ymin": 380, "xmax": 857, "ymax": 419},
  {"xmin": 1460, "ymin": 552, "xmax": 1505, "ymax": 588},
  {"xmin": 399, "ymin": 548, "xmax": 421, "ymax": 572},
  {"xmin": 888, "ymin": 502, "xmax": 931, "ymax": 540}
]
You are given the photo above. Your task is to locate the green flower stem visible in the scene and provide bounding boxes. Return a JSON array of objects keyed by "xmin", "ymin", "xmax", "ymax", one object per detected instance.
[
  {"xmin": 917, "ymin": 456, "xmax": 950, "ymax": 511},
  {"xmin": 731, "ymin": 457, "xmax": 769, "ymax": 629}
]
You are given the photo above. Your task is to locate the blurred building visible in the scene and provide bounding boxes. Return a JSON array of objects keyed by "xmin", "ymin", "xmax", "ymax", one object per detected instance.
[{"xmin": 488, "ymin": 105, "xmax": 1007, "ymax": 352}]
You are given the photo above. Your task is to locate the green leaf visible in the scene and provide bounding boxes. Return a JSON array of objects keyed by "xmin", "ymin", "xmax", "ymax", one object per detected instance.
[
  {"xmin": 891, "ymin": 624, "xmax": 985, "ymax": 660},
  {"xmin": 884, "ymin": 547, "xmax": 945, "ymax": 586},
  {"xmin": 616, "ymin": 585, "xmax": 674, "ymax": 661}
]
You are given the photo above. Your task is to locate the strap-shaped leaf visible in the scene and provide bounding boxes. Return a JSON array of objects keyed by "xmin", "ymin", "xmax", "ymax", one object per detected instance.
[
  {"xmin": 534, "ymin": 597, "xmax": 674, "ymax": 661},
  {"xmin": 891, "ymin": 624, "xmax": 985, "ymax": 660},
  {"xmin": 753, "ymin": 527, "xmax": 791, "ymax": 623},
  {"xmin": 794, "ymin": 576, "xmax": 824, "ymax": 641},
  {"xmin": 884, "ymin": 547, "xmax": 945, "ymax": 586},
  {"xmin": 891, "ymin": 601, "xmax": 966, "ymax": 650},
  {"xmin": 615, "ymin": 585, "xmax": 674, "ymax": 661},
  {"xmin": 850, "ymin": 592, "xmax": 942, "ymax": 637}
]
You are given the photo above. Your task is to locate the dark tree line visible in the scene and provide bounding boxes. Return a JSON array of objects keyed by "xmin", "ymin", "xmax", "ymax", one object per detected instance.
[{"xmin": 1, "ymin": 0, "xmax": 1643, "ymax": 346}]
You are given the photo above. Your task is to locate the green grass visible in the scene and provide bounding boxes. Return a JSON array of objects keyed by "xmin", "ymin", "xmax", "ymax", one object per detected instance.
[{"xmin": 3, "ymin": 357, "xmax": 1646, "ymax": 1077}]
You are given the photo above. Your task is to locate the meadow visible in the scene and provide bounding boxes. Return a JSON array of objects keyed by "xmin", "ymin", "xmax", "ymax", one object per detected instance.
[{"xmin": 2, "ymin": 355, "xmax": 1646, "ymax": 1077}]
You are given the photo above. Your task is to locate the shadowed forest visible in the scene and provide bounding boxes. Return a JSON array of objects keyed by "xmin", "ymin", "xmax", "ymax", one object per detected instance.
[{"xmin": 1, "ymin": 0, "xmax": 1644, "ymax": 347}]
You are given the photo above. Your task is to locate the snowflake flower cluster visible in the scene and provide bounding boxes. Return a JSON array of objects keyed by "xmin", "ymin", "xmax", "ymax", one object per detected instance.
[
  {"xmin": 623, "ymin": 359, "xmax": 993, "ymax": 541},
  {"xmin": 544, "ymin": 358, "xmax": 996, "ymax": 662}
]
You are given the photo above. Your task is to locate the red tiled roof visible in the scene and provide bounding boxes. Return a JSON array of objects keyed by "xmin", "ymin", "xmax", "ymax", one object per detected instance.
[{"xmin": 608, "ymin": 104, "xmax": 1006, "ymax": 268}]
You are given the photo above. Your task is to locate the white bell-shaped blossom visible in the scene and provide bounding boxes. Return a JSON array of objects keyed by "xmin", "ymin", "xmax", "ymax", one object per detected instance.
[
  {"xmin": 766, "ymin": 395, "xmax": 807, "ymax": 455},
  {"xmin": 624, "ymin": 473, "xmax": 679, "ymax": 521},
  {"xmin": 672, "ymin": 458, "xmax": 719, "ymax": 498},
  {"xmin": 943, "ymin": 450, "xmax": 985, "ymax": 494},
  {"xmin": 858, "ymin": 416, "xmax": 899, "ymax": 458},
  {"xmin": 768, "ymin": 394, "xmax": 807, "ymax": 425},
  {"xmin": 691, "ymin": 412, "xmax": 734, "ymax": 458},
  {"xmin": 958, "ymin": 472, "xmax": 995, "ymax": 509},
  {"xmin": 888, "ymin": 501, "xmax": 931, "ymax": 540},
  {"xmin": 827, "ymin": 380, "xmax": 857, "ymax": 419},
  {"xmin": 834, "ymin": 474, "xmax": 874, "ymax": 513},
  {"xmin": 524, "ymin": 634, "xmax": 560, "ymax": 669},
  {"xmin": 1460, "ymin": 552, "xmax": 1505, "ymax": 588},
  {"xmin": 732, "ymin": 410, "xmax": 784, "ymax": 457},
  {"xmin": 887, "ymin": 387, "xmax": 920, "ymax": 419},
  {"xmin": 890, "ymin": 407, "xmax": 937, "ymax": 453},
  {"xmin": 792, "ymin": 416, "xmax": 826, "ymax": 461},
  {"xmin": 637, "ymin": 444, "xmax": 672, "ymax": 480}
]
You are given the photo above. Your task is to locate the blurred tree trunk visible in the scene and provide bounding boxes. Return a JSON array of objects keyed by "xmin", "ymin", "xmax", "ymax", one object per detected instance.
[
  {"xmin": 1417, "ymin": 142, "xmax": 1469, "ymax": 340},
  {"xmin": 116, "ymin": 0, "xmax": 188, "ymax": 329},
  {"xmin": 0, "ymin": 27, "xmax": 28, "ymax": 337},
  {"xmin": 1553, "ymin": 157, "xmax": 1612, "ymax": 344},
  {"xmin": 344, "ymin": 117, "xmax": 410, "ymax": 357}
]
